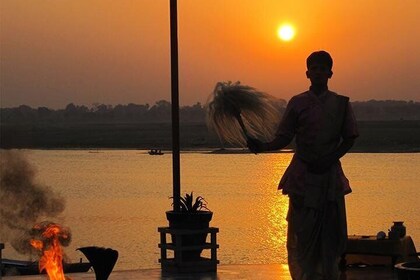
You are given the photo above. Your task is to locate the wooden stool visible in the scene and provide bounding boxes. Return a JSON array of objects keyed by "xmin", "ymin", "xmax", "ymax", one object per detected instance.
[{"xmin": 158, "ymin": 227, "xmax": 219, "ymax": 273}]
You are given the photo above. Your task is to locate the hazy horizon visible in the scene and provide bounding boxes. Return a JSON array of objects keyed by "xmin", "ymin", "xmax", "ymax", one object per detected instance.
[
  {"xmin": 1, "ymin": 0, "xmax": 419, "ymax": 109},
  {"xmin": 1, "ymin": 97, "xmax": 420, "ymax": 110}
]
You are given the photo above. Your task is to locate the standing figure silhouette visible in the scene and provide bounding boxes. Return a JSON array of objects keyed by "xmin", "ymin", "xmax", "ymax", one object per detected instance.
[{"xmin": 248, "ymin": 51, "xmax": 359, "ymax": 280}]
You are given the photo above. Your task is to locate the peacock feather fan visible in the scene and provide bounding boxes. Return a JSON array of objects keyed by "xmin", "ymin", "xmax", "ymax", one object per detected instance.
[{"xmin": 206, "ymin": 81, "xmax": 281, "ymax": 147}]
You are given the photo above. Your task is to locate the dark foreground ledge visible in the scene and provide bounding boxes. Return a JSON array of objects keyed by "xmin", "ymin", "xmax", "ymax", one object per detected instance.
[{"xmin": 1, "ymin": 263, "xmax": 400, "ymax": 280}]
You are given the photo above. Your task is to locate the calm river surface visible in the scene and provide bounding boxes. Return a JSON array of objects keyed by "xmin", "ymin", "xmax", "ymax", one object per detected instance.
[{"xmin": 2, "ymin": 150, "xmax": 419, "ymax": 270}]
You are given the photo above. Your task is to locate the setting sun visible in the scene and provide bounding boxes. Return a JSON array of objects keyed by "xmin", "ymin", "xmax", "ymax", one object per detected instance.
[{"xmin": 277, "ymin": 24, "xmax": 295, "ymax": 42}]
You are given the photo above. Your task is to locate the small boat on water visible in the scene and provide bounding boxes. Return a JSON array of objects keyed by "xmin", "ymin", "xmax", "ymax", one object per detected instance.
[
  {"xmin": 148, "ymin": 149, "xmax": 164, "ymax": 155},
  {"xmin": 1, "ymin": 258, "xmax": 92, "ymax": 276}
]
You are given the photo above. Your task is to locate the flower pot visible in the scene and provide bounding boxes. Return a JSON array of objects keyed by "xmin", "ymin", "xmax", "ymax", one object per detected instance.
[{"xmin": 166, "ymin": 211, "xmax": 213, "ymax": 261}]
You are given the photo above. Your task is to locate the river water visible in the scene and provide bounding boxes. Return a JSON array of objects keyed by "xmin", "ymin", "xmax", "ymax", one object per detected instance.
[{"xmin": 1, "ymin": 150, "xmax": 419, "ymax": 271}]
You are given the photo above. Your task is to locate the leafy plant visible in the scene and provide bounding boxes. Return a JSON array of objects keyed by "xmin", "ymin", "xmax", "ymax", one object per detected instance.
[{"xmin": 171, "ymin": 192, "xmax": 210, "ymax": 212}]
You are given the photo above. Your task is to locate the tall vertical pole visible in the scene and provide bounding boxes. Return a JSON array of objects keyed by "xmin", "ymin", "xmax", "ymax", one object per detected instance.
[{"xmin": 170, "ymin": 0, "xmax": 180, "ymax": 212}]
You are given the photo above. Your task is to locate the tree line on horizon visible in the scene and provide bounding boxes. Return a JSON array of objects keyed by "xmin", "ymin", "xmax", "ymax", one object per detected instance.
[{"xmin": 1, "ymin": 99, "xmax": 420, "ymax": 123}]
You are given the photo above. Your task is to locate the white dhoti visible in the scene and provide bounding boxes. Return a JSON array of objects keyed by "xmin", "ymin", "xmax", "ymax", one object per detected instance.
[{"xmin": 286, "ymin": 171, "xmax": 347, "ymax": 280}]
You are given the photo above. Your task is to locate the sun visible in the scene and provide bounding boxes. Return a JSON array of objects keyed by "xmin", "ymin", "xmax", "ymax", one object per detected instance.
[{"xmin": 277, "ymin": 24, "xmax": 296, "ymax": 42}]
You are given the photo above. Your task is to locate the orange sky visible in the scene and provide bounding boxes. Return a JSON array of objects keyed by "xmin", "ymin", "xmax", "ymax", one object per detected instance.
[{"xmin": 1, "ymin": 0, "xmax": 419, "ymax": 108}]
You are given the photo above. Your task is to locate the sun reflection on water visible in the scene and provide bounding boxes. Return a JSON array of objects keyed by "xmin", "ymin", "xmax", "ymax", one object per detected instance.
[
  {"xmin": 254, "ymin": 153, "xmax": 292, "ymax": 263},
  {"xmin": 267, "ymin": 195, "xmax": 289, "ymax": 257}
]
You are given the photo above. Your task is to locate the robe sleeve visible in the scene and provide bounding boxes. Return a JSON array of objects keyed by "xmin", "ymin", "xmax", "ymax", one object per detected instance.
[
  {"xmin": 275, "ymin": 97, "xmax": 298, "ymax": 140},
  {"xmin": 341, "ymin": 101, "xmax": 359, "ymax": 139}
]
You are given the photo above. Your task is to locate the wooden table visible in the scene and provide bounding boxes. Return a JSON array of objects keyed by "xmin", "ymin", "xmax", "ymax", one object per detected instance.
[{"xmin": 341, "ymin": 235, "xmax": 418, "ymax": 270}]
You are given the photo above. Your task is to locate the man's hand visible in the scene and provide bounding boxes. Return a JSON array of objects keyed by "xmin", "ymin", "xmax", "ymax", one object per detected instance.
[{"xmin": 247, "ymin": 137, "xmax": 264, "ymax": 154}]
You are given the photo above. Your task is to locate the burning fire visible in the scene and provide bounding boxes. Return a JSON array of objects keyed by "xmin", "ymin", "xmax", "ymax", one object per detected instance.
[{"xmin": 30, "ymin": 221, "xmax": 72, "ymax": 280}]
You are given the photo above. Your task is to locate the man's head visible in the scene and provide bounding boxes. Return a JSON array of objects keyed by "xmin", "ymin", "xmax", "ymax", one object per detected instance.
[
  {"xmin": 306, "ymin": 50, "xmax": 333, "ymax": 86},
  {"xmin": 306, "ymin": 50, "xmax": 333, "ymax": 70}
]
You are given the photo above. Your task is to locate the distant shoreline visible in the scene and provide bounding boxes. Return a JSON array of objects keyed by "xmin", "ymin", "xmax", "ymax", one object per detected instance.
[{"xmin": 1, "ymin": 120, "xmax": 419, "ymax": 152}]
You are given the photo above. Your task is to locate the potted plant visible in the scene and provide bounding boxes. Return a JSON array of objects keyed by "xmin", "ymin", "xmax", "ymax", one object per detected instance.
[{"xmin": 166, "ymin": 192, "xmax": 213, "ymax": 261}]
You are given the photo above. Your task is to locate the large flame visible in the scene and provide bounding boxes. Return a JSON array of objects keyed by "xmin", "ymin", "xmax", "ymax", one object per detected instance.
[{"xmin": 30, "ymin": 221, "xmax": 71, "ymax": 280}]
